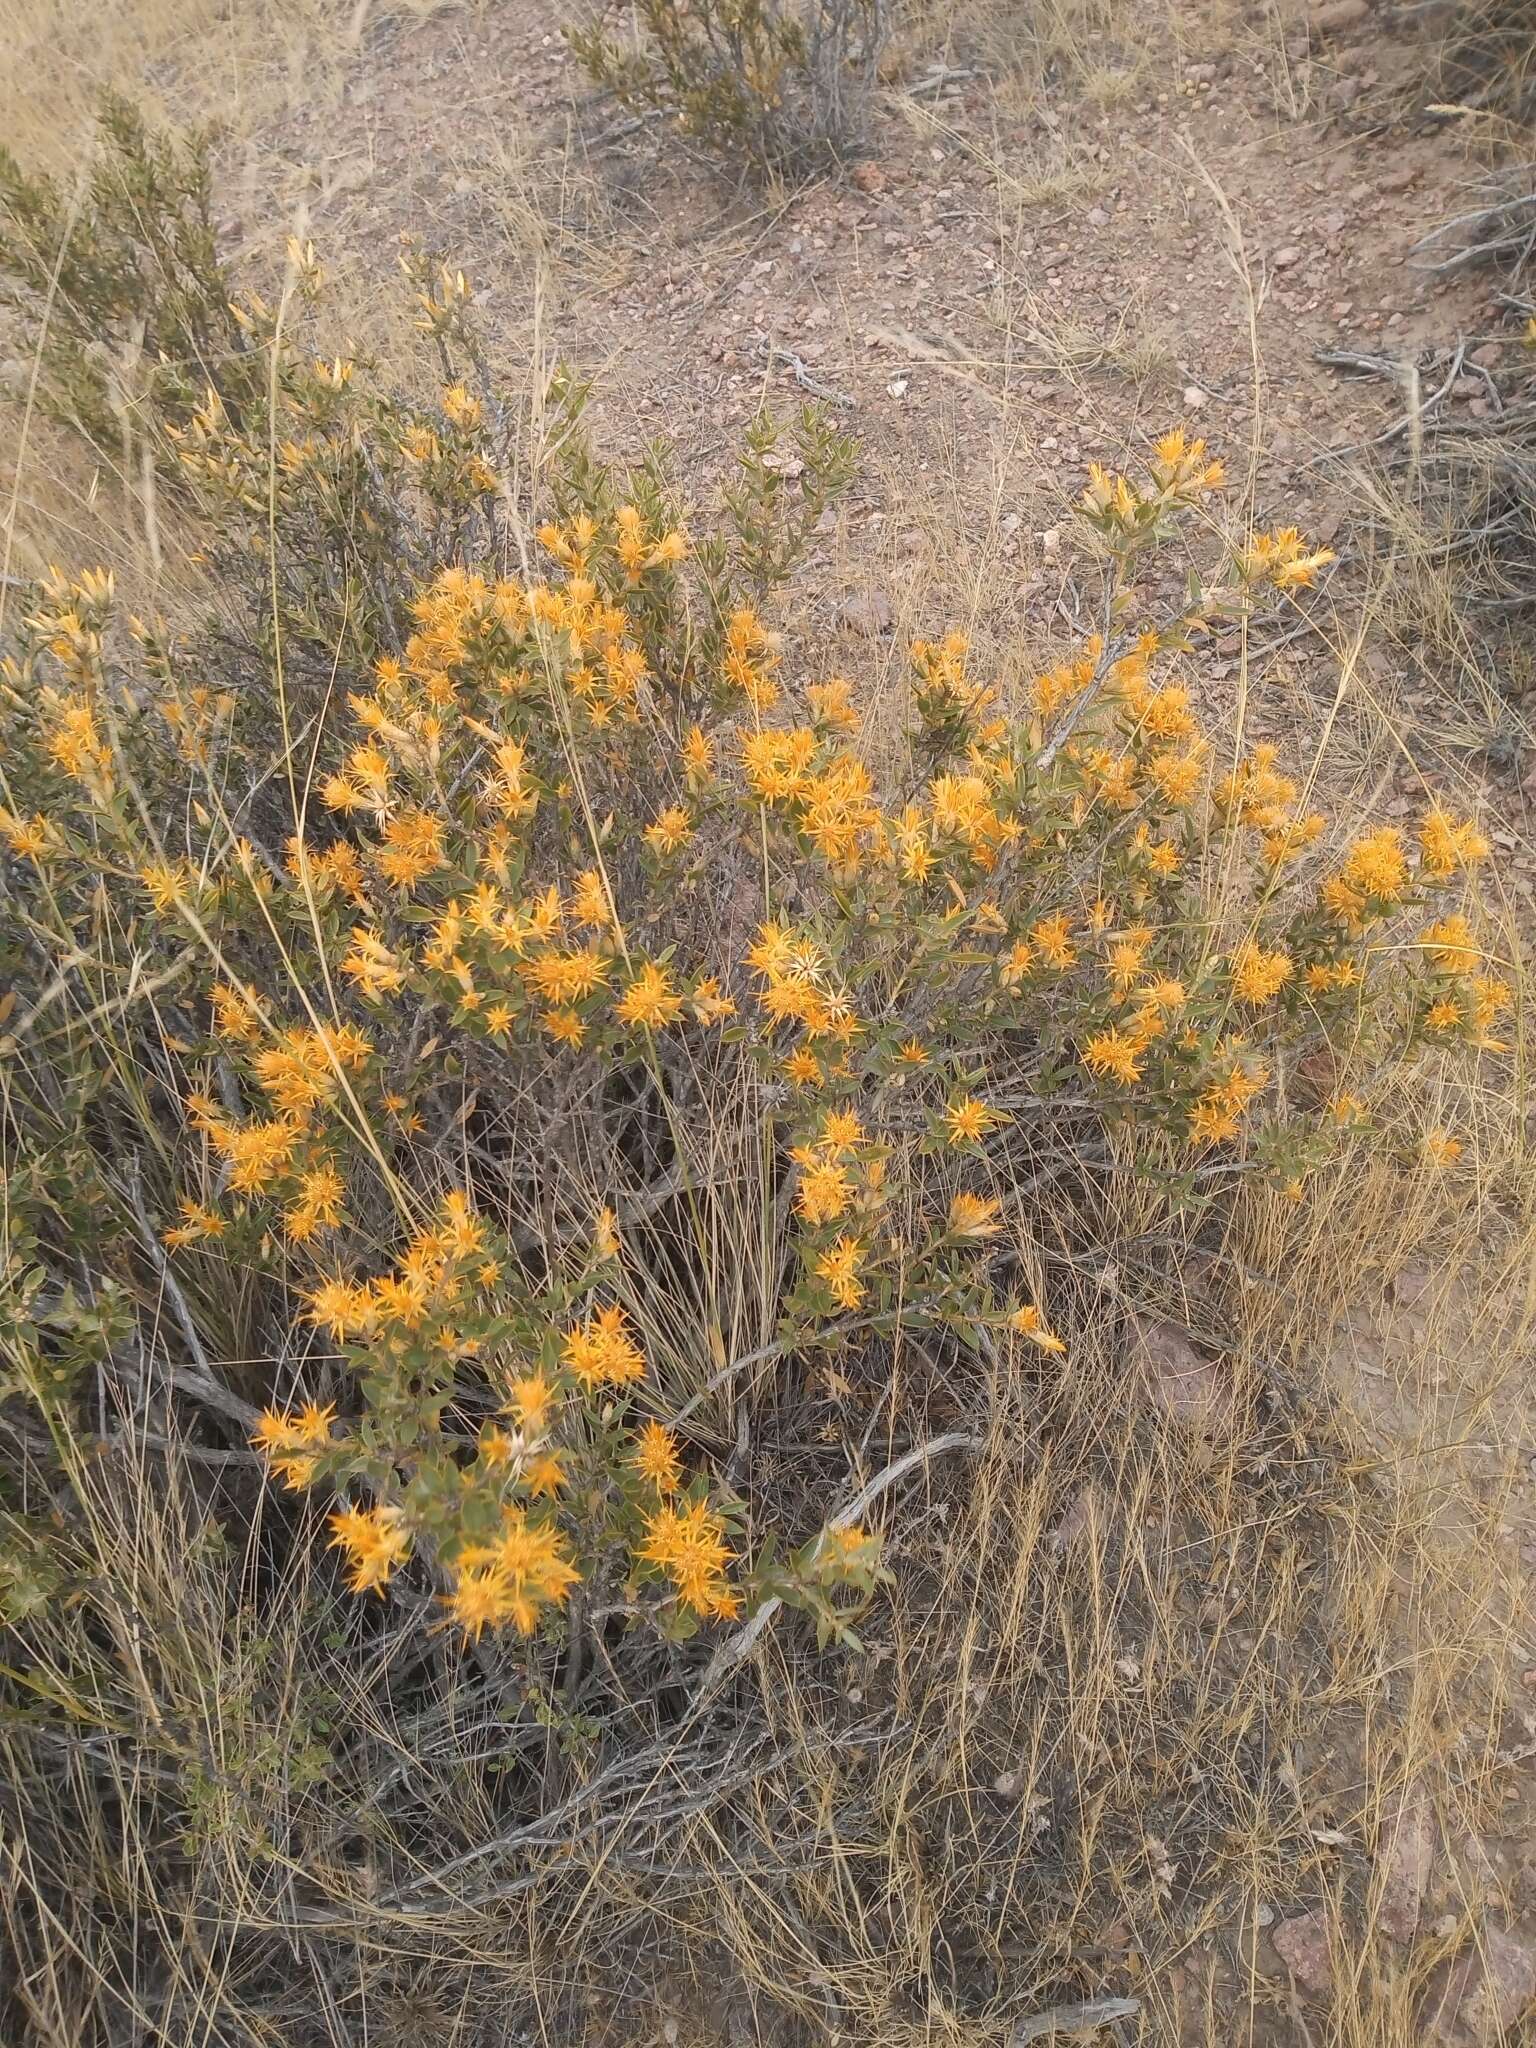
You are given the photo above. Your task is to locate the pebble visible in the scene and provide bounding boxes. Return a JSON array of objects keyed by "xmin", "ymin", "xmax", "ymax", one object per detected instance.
[
  {"xmin": 1312, "ymin": 0, "xmax": 1370, "ymax": 30},
  {"xmin": 1273, "ymin": 1910, "xmax": 1333, "ymax": 1993},
  {"xmin": 835, "ymin": 587, "xmax": 895, "ymax": 636}
]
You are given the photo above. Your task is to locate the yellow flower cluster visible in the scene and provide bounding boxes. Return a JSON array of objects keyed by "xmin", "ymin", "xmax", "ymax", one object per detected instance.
[
  {"xmin": 1229, "ymin": 939, "xmax": 1294, "ymax": 1007},
  {"xmin": 1186, "ymin": 1055, "xmax": 1268, "ymax": 1147},
  {"xmin": 328, "ymin": 1504, "xmax": 412, "ymax": 1594},
  {"xmin": 562, "ymin": 1305, "xmax": 647, "ymax": 1387},
  {"xmin": 743, "ymin": 724, "xmax": 884, "ymax": 877},
  {"xmin": 251, "ymin": 1401, "xmax": 336, "ymax": 1491},
  {"xmin": 1080, "ymin": 429, "xmax": 1225, "ymax": 546},
  {"xmin": 1235, "ymin": 527, "xmax": 1337, "ymax": 591},
  {"xmin": 293, "ymin": 1191, "xmax": 485, "ymax": 1341},
  {"xmin": 638, "ymin": 1497, "xmax": 740, "ymax": 1619},
  {"xmin": 448, "ymin": 1512, "xmax": 582, "ymax": 1638},
  {"xmin": 749, "ymin": 920, "xmax": 859, "ymax": 1065},
  {"xmin": 13, "ymin": 396, "xmax": 1517, "ymax": 1660},
  {"xmin": 722, "ymin": 605, "xmax": 780, "ymax": 709},
  {"xmin": 791, "ymin": 1107, "xmax": 881, "ymax": 1226}
]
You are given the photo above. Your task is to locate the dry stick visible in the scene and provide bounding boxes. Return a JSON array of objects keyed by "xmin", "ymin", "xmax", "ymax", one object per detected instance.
[
  {"xmin": 689, "ymin": 1428, "xmax": 980, "ymax": 1704},
  {"xmin": 371, "ymin": 1719, "xmax": 877, "ymax": 1913},
  {"xmin": 123, "ymin": 1165, "xmax": 260, "ymax": 1431},
  {"xmin": 339, "ymin": 1451, "xmax": 976, "ymax": 1916},
  {"xmin": 759, "ymin": 340, "xmax": 856, "ymax": 409},
  {"xmin": 1035, "ymin": 573, "xmax": 1121, "ymax": 772},
  {"xmin": 7, "ymin": 943, "xmax": 200, "ymax": 1048},
  {"xmin": 1011, "ymin": 1996, "xmax": 1142, "ymax": 2044},
  {"xmin": 1314, "ymin": 342, "xmax": 1467, "ymax": 457}
]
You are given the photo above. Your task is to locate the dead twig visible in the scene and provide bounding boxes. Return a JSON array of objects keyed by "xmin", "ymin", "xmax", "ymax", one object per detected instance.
[
  {"xmin": 759, "ymin": 340, "xmax": 856, "ymax": 408},
  {"xmin": 122, "ymin": 1163, "xmax": 260, "ymax": 1431},
  {"xmin": 1317, "ymin": 343, "xmax": 1466, "ymax": 451},
  {"xmin": 689, "ymin": 1428, "xmax": 980, "ymax": 1703},
  {"xmin": 1011, "ymin": 1996, "xmax": 1142, "ymax": 2044}
]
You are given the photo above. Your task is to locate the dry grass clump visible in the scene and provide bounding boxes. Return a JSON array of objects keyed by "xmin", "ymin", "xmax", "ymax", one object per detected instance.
[
  {"xmin": 0, "ymin": 0, "xmax": 385, "ymax": 175},
  {"xmin": 1, "ymin": 103, "xmax": 1533, "ymax": 2048},
  {"xmin": 0, "ymin": 94, "xmax": 258, "ymax": 462},
  {"xmin": 1321, "ymin": 327, "xmax": 1536, "ymax": 724},
  {"xmin": 1415, "ymin": 0, "xmax": 1536, "ymax": 124},
  {"xmin": 901, "ymin": 0, "xmax": 1175, "ymax": 114},
  {"xmin": 567, "ymin": 0, "xmax": 891, "ymax": 183}
]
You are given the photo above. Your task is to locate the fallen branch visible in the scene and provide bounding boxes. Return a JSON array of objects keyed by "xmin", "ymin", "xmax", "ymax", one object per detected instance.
[
  {"xmin": 759, "ymin": 341, "xmax": 856, "ymax": 409},
  {"xmin": 123, "ymin": 1163, "xmax": 260, "ymax": 1432},
  {"xmin": 1315, "ymin": 342, "xmax": 1467, "ymax": 457},
  {"xmin": 1012, "ymin": 1995, "xmax": 1141, "ymax": 2044},
  {"xmin": 689, "ymin": 1428, "xmax": 980, "ymax": 1704}
]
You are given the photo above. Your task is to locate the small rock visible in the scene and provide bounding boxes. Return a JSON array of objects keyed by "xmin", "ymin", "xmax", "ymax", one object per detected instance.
[
  {"xmin": 850, "ymin": 161, "xmax": 886, "ymax": 196},
  {"xmin": 1390, "ymin": 1264, "xmax": 1435, "ymax": 1308},
  {"xmin": 760, "ymin": 450, "xmax": 805, "ymax": 479},
  {"xmin": 1183, "ymin": 384, "xmax": 1207, "ymax": 410},
  {"xmin": 1455, "ymin": 1835, "xmax": 1502, "ymax": 1892},
  {"xmin": 836, "ymin": 587, "xmax": 894, "ymax": 636},
  {"xmin": 1451, "ymin": 1927, "xmax": 1536, "ymax": 2037},
  {"xmin": 1186, "ymin": 61, "xmax": 1217, "ymax": 82},
  {"xmin": 1274, "ymin": 245, "xmax": 1304, "ymax": 268},
  {"xmin": 1382, "ymin": 161, "xmax": 1422, "ymax": 193},
  {"xmin": 1086, "ymin": 206, "xmax": 1110, "ymax": 228},
  {"xmin": 886, "ymin": 376, "xmax": 909, "ymax": 398},
  {"xmin": 1470, "ymin": 341, "xmax": 1502, "ymax": 369},
  {"xmin": 1312, "ymin": 0, "xmax": 1370, "ymax": 31},
  {"xmin": 1274, "ymin": 1909, "xmax": 1333, "ymax": 1993},
  {"xmin": 1048, "ymin": 1485, "xmax": 1100, "ymax": 1551},
  {"xmin": 803, "ymin": 305, "xmax": 830, "ymax": 329},
  {"xmin": 1131, "ymin": 1314, "xmax": 1232, "ymax": 1433}
]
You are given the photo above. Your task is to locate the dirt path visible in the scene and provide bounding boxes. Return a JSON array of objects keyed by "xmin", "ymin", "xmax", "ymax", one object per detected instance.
[
  {"xmin": 226, "ymin": 2, "xmax": 1493, "ymax": 538},
  {"xmin": 213, "ymin": 1, "xmax": 1536, "ymax": 901}
]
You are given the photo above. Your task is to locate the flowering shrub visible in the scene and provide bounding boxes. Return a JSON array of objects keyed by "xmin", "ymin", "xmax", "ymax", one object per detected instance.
[
  {"xmin": 0, "ymin": 95, "xmax": 258, "ymax": 458},
  {"xmin": 568, "ymin": 0, "xmax": 889, "ymax": 181},
  {"xmin": 0, "ymin": 253, "xmax": 1513, "ymax": 1662}
]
